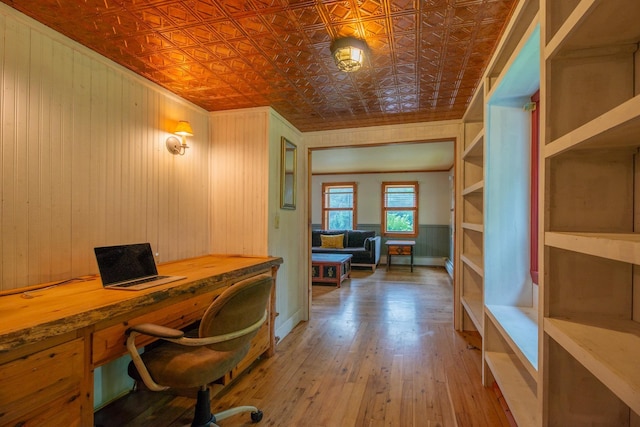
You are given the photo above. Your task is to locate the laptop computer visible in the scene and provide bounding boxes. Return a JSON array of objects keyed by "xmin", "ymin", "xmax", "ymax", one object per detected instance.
[{"xmin": 94, "ymin": 243, "xmax": 186, "ymax": 291}]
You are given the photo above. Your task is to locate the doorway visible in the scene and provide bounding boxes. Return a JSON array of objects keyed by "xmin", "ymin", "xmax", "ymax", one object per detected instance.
[{"xmin": 306, "ymin": 140, "xmax": 456, "ymax": 313}]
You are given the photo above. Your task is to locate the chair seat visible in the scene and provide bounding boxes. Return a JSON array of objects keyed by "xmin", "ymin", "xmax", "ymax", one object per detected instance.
[{"xmin": 129, "ymin": 342, "xmax": 250, "ymax": 389}]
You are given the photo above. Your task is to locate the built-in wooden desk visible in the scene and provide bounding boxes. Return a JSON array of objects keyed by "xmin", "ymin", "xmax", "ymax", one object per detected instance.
[{"xmin": 0, "ymin": 254, "xmax": 282, "ymax": 427}]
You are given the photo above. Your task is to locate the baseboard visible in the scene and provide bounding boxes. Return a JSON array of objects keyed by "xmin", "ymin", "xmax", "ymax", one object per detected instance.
[
  {"xmin": 275, "ymin": 308, "xmax": 305, "ymax": 345},
  {"xmin": 445, "ymin": 258, "xmax": 454, "ymax": 278},
  {"xmin": 382, "ymin": 256, "xmax": 446, "ymax": 267}
]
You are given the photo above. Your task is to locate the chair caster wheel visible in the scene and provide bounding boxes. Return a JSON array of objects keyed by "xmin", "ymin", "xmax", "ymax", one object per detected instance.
[{"xmin": 251, "ymin": 410, "xmax": 263, "ymax": 423}]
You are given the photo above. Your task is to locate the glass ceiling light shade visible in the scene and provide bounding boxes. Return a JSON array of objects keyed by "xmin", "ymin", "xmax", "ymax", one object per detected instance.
[{"xmin": 330, "ymin": 37, "xmax": 367, "ymax": 72}]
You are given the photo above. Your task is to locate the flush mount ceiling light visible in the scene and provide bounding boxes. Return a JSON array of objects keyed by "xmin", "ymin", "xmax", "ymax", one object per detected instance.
[{"xmin": 330, "ymin": 37, "xmax": 368, "ymax": 72}]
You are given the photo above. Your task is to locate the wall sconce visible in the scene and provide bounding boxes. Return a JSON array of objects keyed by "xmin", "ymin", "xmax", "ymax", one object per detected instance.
[
  {"xmin": 330, "ymin": 37, "xmax": 368, "ymax": 72},
  {"xmin": 166, "ymin": 120, "xmax": 193, "ymax": 155}
]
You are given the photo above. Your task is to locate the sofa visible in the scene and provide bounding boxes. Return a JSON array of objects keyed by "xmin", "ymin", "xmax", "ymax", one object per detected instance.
[{"xmin": 311, "ymin": 229, "xmax": 381, "ymax": 270}]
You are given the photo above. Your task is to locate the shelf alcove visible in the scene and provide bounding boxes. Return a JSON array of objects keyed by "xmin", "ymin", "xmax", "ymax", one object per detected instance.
[{"xmin": 483, "ymin": 22, "xmax": 540, "ymax": 427}]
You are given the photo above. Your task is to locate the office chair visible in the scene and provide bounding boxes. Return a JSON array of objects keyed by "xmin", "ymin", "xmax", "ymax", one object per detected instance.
[{"xmin": 126, "ymin": 273, "xmax": 273, "ymax": 427}]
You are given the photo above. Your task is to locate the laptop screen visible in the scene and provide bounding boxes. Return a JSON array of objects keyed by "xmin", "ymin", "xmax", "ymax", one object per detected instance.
[{"xmin": 94, "ymin": 243, "xmax": 158, "ymax": 285}]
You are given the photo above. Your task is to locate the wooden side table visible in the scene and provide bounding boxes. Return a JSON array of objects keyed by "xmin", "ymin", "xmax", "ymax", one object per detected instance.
[{"xmin": 385, "ymin": 240, "xmax": 416, "ymax": 272}]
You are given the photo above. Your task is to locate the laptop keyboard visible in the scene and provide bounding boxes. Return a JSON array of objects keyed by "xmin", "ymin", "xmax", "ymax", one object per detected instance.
[{"xmin": 116, "ymin": 275, "xmax": 169, "ymax": 287}]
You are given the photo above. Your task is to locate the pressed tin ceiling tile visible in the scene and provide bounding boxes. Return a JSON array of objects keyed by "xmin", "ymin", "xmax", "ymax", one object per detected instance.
[
  {"xmin": 358, "ymin": 0, "xmax": 385, "ymax": 17},
  {"xmin": 290, "ymin": 6, "xmax": 324, "ymax": 26},
  {"xmin": 2, "ymin": 0, "xmax": 517, "ymax": 132}
]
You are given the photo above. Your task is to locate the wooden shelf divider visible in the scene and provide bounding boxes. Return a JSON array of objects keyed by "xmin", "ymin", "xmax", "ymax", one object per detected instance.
[{"xmin": 484, "ymin": 351, "xmax": 538, "ymax": 427}]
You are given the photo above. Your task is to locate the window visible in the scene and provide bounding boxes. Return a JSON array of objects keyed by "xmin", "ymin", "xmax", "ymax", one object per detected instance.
[
  {"xmin": 322, "ymin": 183, "xmax": 357, "ymax": 230},
  {"xmin": 530, "ymin": 90, "xmax": 540, "ymax": 285},
  {"xmin": 382, "ymin": 182, "xmax": 418, "ymax": 237}
]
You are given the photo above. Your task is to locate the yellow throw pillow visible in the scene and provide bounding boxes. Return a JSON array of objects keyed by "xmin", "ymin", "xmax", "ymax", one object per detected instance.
[{"xmin": 320, "ymin": 234, "xmax": 344, "ymax": 249}]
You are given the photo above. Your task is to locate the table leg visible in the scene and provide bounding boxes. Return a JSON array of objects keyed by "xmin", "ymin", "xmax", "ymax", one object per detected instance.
[{"xmin": 410, "ymin": 247, "xmax": 414, "ymax": 272}]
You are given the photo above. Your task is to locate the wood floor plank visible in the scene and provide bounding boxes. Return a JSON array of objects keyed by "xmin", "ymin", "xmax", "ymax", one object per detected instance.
[{"xmin": 95, "ymin": 267, "xmax": 510, "ymax": 427}]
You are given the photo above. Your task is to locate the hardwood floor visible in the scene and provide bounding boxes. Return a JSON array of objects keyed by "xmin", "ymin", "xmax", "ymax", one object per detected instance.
[{"xmin": 95, "ymin": 266, "xmax": 510, "ymax": 427}]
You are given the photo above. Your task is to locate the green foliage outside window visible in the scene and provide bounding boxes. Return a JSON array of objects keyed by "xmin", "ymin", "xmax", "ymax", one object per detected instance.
[
  {"xmin": 386, "ymin": 211, "xmax": 414, "ymax": 232},
  {"xmin": 382, "ymin": 182, "xmax": 418, "ymax": 236}
]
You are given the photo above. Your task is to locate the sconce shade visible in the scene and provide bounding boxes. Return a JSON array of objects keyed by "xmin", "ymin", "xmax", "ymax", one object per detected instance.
[
  {"xmin": 167, "ymin": 120, "xmax": 193, "ymax": 155},
  {"xmin": 330, "ymin": 37, "xmax": 367, "ymax": 72},
  {"xmin": 174, "ymin": 120, "xmax": 193, "ymax": 136}
]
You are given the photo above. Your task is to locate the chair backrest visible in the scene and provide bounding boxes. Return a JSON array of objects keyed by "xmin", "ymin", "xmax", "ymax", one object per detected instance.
[{"xmin": 198, "ymin": 273, "xmax": 273, "ymax": 351}]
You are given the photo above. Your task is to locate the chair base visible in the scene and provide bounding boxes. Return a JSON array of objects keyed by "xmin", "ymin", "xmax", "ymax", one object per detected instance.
[{"xmin": 191, "ymin": 386, "xmax": 263, "ymax": 427}]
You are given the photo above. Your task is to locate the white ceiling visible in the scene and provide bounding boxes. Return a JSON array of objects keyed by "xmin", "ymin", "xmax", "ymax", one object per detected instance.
[{"xmin": 310, "ymin": 141, "xmax": 454, "ymax": 174}]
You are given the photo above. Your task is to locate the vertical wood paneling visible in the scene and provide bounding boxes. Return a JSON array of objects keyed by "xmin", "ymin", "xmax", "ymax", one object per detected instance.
[
  {"xmin": 0, "ymin": 10, "xmax": 211, "ymax": 291},
  {"xmin": 50, "ymin": 37, "xmax": 74, "ymax": 282},
  {"xmin": 418, "ymin": 224, "xmax": 450, "ymax": 257},
  {"xmin": 144, "ymin": 91, "xmax": 159, "ymax": 249},
  {"xmin": 209, "ymin": 108, "xmax": 270, "ymax": 256},
  {"xmin": 27, "ymin": 28, "xmax": 45, "ymax": 284},
  {"xmin": 0, "ymin": 12, "xmax": 4, "ymax": 287},
  {"xmin": 70, "ymin": 50, "xmax": 92, "ymax": 275},
  {"xmin": 213, "ymin": 107, "xmax": 304, "ymax": 331},
  {"xmin": 103, "ymin": 69, "xmax": 119, "ymax": 245},
  {"xmin": 90, "ymin": 59, "xmax": 108, "ymax": 251},
  {"xmin": 2, "ymin": 16, "xmax": 30, "ymax": 288}
]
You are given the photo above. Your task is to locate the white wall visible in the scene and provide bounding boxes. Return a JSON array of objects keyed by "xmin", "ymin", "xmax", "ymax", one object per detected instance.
[
  {"xmin": 311, "ymin": 171, "xmax": 450, "ymax": 226},
  {"xmin": 267, "ymin": 110, "xmax": 308, "ymax": 336},
  {"xmin": 304, "ymin": 120, "xmax": 461, "ymax": 148},
  {"xmin": 209, "ymin": 108, "xmax": 270, "ymax": 256},
  {"xmin": 209, "ymin": 106, "xmax": 307, "ymax": 341},
  {"xmin": 485, "ymin": 103, "xmax": 532, "ymax": 306},
  {"xmin": 0, "ymin": 4, "xmax": 211, "ymax": 291}
]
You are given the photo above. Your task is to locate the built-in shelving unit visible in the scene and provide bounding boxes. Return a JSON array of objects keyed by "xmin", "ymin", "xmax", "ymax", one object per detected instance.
[
  {"xmin": 457, "ymin": 79, "xmax": 485, "ymax": 335},
  {"xmin": 446, "ymin": 166, "xmax": 455, "ymax": 279},
  {"xmin": 483, "ymin": 15, "xmax": 540, "ymax": 427},
  {"xmin": 455, "ymin": 1, "xmax": 542, "ymax": 426},
  {"xmin": 542, "ymin": 0, "xmax": 640, "ymax": 424},
  {"xmin": 456, "ymin": 0, "xmax": 640, "ymax": 424},
  {"xmin": 484, "ymin": 351, "xmax": 537, "ymax": 427}
]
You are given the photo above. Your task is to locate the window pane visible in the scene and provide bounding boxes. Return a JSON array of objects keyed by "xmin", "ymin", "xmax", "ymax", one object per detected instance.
[
  {"xmin": 385, "ymin": 211, "xmax": 414, "ymax": 232},
  {"xmin": 328, "ymin": 211, "xmax": 353, "ymax": 230},
  {"xmin": 327, "ymin": 194, "xmax": 353, "ymax": 208},
  {"xmin": 326, "ymin": 188, "xmax": 354, "ymax": 208},
  {"xmin": 322, "ymin": 182, "xmax": 357, "ymax": 231},
  {"xmin": 381, "ymin": 182, "xmax": 418, "ymax": 236},
  {"xmin": 384, "ymin": 186, "xmax": 416, "ymax": 208}
]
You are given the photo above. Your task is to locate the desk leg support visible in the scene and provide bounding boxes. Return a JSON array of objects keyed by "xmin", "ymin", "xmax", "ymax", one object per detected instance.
[
  {"xmin": 266, "ymin": 265, "xmax": 279, "ymax": 358},
  {"xmin": 81, "ymin": 328, "xmax": 94, "ymax": 427}
]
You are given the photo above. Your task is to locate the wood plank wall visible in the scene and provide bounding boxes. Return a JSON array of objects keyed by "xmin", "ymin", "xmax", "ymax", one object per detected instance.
[
  {"xmin": 0, "ymin": 8, "xmax": 211, "ymax": 291},
  {"xmin": 209, "ymin": 108, "xmax": 270, "ymax": 257}
]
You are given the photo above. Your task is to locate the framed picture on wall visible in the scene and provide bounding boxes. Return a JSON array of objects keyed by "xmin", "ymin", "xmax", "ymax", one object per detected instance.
[{"xmin": 281, "ymin": 137, "xmax": 297, "ymax": 209}]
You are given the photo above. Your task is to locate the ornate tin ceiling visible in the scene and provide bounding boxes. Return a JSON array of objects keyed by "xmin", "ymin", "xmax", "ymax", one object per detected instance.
[{"xmin": 4, "ymin": 0, "xmax": 517, "ymax": 132}]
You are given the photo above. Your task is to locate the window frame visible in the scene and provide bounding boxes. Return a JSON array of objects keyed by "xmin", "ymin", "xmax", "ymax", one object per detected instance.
[
  {"xmin": 381, "ymin": 181, "xmax": 419, "ymax": 238},
  {"xmin": 321, "ymin": 182, "xmax": 358, "ymax": 230},
  {"xmin": 530, "ymin": 90, "xmax": 540, "ymax": 285}
]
